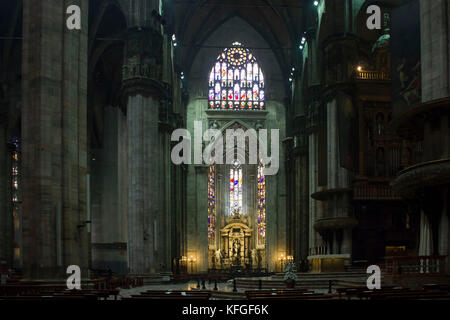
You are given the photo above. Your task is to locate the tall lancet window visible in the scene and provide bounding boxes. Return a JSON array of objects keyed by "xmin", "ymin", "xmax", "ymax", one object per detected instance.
[
  {"xmin": 11, "ymin": 136, "xmax": 21, "ymax": 263},
  {"xmin": 208, "ymin": 42, "xmax": 265, "ymax": 110},
  {"xmin": 208, "ymin": 166, "xmax": 216, "ymax": 244},
  {"xmin": 257, "ymin": 164, "xmax": 266, "ymax": 246},
  {"xmin": 229, "ymin": 161, "xmax": 243, "ymax": 215}
]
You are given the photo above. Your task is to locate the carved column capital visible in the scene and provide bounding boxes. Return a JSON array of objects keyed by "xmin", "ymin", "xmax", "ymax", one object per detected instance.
[{"xmin": 120, "ymin": 27, "xmax": 168, "ymax": 113}]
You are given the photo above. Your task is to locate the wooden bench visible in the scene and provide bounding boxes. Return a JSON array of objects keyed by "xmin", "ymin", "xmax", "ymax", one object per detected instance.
[
  {"xmin": 337, "ymin": 286, "xmax": 399, "ymax": 300},
  {"xmin": 0, "ymin": 284, "xmax": 68, "ymax": 296},
  {"xmin": 0, "ymin": 294, "xmax": 99, "ymax": 301},
  {"xmin": 123, "ymin": 290, "xmax": 211, "ymax": 300},
  {"xmin": 122, "ymin": 290, "xmax": 211, "ymax": 300},
  {"xmin": 370, "ymin": 290, "xmax": 450, "ymax": 300},
  {"xmin": 0, "ymin": 283, "xmax": 119, "ymax": 300},
  {"xmin": 245, "ymin": 289, "xmax": 326, "ymax": 300}
]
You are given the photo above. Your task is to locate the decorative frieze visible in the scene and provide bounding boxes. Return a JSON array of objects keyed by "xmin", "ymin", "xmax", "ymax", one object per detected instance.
[{"xmin": 122, "ymin": 27, "xmax": 163, "ymax": 82}]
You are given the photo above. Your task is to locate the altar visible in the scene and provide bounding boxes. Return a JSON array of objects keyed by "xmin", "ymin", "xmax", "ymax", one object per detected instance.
[{"xmin": 210, "ymin": 212, "xmax": 265, "ymax": 270}]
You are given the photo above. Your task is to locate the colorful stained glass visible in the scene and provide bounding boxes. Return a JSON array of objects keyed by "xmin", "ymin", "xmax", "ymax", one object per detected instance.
[
  {"xmin": 229, "ymin": 162, "xmax": 243, "ymax": 215},
  {"xmin": 240, "ymin": 90, "xmax": 246, "ymax": 101},
  {"xmin": 228, "ymin": 69, "xmax": 233, "ymax": 81},
  {"xmin": 208, "ymin": 43, "xmax": 265, "ymax": 110},
  {"xmin": 257, "ymin": 164, "xmax": 266, "ymax": 246},
  {"xmin": 253, "ymin": 64, "xmax": 259, "ymax": 81},
  {"xmin": 234, "ymin": 69, "xmax": 240, "ymax": 81},
  {"xmin": 209, "ymin": 71, "xmax": 214, "ymax": 86},
  {"xmin": 240, "ymin": 69, "xmax": 246, "ymax": 82},
  {"xmin": 11, "ymin": 136, "xmax": 21, "ymax": 262},
  {"xmin": 234, "ymin": 84, "xmax": 240, "ymax": 100},
  {"xmin": 221, "ymin": 62, "xmax": 227, "ymax": 78},
  {"xmin": 253, "ymin": 84, "xmax": 259, "ymax": 101},
  {"xmin": 208, "ymin": 166, "xmax": 216, "ymax": 244}
]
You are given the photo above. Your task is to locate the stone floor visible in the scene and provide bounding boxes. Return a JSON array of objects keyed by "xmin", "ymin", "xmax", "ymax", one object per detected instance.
[
  {"xmin": 121, "ymin": 280, "xmax": 244, "ymax": 295},
  {"xmin": 119, "ymin": 279, "xmax": 330, "ymax": 299}
]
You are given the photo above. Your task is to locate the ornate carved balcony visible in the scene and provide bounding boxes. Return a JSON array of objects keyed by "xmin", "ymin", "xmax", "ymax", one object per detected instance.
[
  {"xmin": 392, "ymin": 158, "xmax": 450, "ymax": 197},
  {"xmin": 314, "ymin": 217, "xmax": 358, "ymax": 232},
  {"xmin": 353, "ymin": 180, "xmax": 401, "ymax": 201},
  {"xmin": 355, "ymin": 70, "xmax": 391, "ymax": 81}
]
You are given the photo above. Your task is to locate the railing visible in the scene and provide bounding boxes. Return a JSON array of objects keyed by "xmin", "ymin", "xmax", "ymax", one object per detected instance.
[
  {"xmin": 356, "ymin": 70, "xmax": 391, "ymax": 81},
  {"xmin": 354, "ymin": 181, "xmax": 401, "ymax": 200},
  {"xmin": 385, "ymin": 256, "xmax": 447, "ymax": 275},
  {"xmin": 309, "ymin": 246, "xmax": 328, "ymax": 256}
]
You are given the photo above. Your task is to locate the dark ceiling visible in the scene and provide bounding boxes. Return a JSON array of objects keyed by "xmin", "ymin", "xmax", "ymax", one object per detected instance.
[{"xmin": 167, "ymin": 0, "xmax": 308, "ymax": 76}]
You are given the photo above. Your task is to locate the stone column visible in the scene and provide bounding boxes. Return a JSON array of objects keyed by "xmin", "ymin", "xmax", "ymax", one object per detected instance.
[
  {"xmin": 420, "ymin": 0, "xmax": 450, "ymax": 102},
  {"xmin": 306, "ymin": 27, "xmax": 319, "ymax": 86},
  {"xmin": 0, "ymin": 117, "xmax": 8, "ymax": 265},
  {"xmin": 2, "ymin": 90, "xmax": 21, "ymax": 270},
  {"xmin": 21, "ymin": 0, "xmax": 89, "ymax": 279},
  {"xmin": 341, "ymin": 228, "xmax": 353, "ymax": 257},
  {"xmin": 121, "ymin": 27, "xmax": 166, "ymax": 275},
  {"xmin": 194, "ymin": 165, "xmax": 209, "ymax": 272},
  {"xmin": 420, "ymin": 0, "xmax": 450, "ymax": 271}
]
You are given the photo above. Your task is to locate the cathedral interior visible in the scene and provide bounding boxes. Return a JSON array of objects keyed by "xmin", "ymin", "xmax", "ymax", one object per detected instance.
[{"xmin": 0, "ymin": 0, "xmax": 450, "ymax": 302}]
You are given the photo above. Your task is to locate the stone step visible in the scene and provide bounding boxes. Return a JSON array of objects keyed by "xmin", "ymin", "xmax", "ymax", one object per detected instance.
[{"xmin": 228, "ymin": 272, "xmax": 382, "ymax": 290}]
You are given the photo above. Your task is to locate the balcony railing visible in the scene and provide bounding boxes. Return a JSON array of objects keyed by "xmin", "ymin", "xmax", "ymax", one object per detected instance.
[
  {"xmin": 385, "ymin": 255, "xmax": 447, "ymax": 275},
  {"xmin": 309, "ymin": 246, "xmax": 328, "ymax": 256},
  {"xmin": 353, "ymin": 181, "xmax": 401, "ymax": 200},
  {"xmin": 356, "ymin": 70, "xmax": 391, "ymax": 81}
]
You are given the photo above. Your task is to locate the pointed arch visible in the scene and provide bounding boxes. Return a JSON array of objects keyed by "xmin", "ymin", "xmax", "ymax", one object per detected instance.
[{"xmin": 208, "ymin": 42, "xmax": 265, "ymax": 110}]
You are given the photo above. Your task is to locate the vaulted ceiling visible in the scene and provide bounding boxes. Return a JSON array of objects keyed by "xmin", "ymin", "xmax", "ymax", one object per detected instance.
[{"xmin": 167, "ymin": 0, "xmax": 307, "ymax": 76}]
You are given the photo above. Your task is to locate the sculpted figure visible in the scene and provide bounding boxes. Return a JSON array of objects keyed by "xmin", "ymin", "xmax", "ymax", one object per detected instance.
[
  {"xmin": 214, "ymin": 249, "xmax": 222, "ymax": 267},
  {"xmin": 251, "ymin": 249, "xmax": 257, "ymax": 267}
]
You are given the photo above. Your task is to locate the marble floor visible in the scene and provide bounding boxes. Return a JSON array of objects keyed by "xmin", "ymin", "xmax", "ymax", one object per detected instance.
[
  {"xmin": 120, "ymin": 280, "xmax": 242, "ymax": 297},
  {"xmin": 119, "ymin": 280, "xmax": 330, "ymax": 299}
]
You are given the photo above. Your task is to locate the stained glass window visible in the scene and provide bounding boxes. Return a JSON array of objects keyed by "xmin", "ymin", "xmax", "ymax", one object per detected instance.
[
  {"xmin": 11, "ymin": 136, "xmax": 20, "ymax": 216},
  {"xmin": 208, "ymin": 166, "xmax": 216, "ymax": 244},
  {"xmin": 11, "ymin": 136, "xmax": 21, "ymax": 263},
  {"xmin": 208, "ymin": 42, "xmax": 265, "ymax": 110},
  {"xmin": 257, "ymin": 164, "xmax": 266, "ymax": 246},
  {"xmin": 229, "ymin": 161, "xmax": 243, "ymax": 215}
]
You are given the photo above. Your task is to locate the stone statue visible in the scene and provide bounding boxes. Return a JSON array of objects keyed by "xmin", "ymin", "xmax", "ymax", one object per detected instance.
[
  {"xmin": 210, "ymin": 120, "xmax": 219, "ymax": 130},
  {"xmin": 251, "ymin": 249, "xmax": 257, "ymax": 267},
  {"xmin": 232, "ymin": 239, "xmax": 242, "ymax": 259},
  {"xmin": 214, "ymin": 249, "xmax": 222, "ymax": 267},
  {"xmin": 141, "ymin": 58, "xmax": 151, "ymax": 78},
  {"xmin": 257, "ymin": 250, "xmax": 262, "ymax": 269}
]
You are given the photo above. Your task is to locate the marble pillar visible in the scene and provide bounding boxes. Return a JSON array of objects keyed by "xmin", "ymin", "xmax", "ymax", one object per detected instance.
[
  {"xmin": 420, "ymin": 0, "xmax": 450, "ymax": 102},
  {"xmin": 195, "ymin": 165, "xmax": 209, "ymax": 272},
  {"xmin": 121, "ymin": 27, "xmax": 166, "ymax": 275},
  {"xmin": 420, "ymin": 0, "xmax": 450, "ymax": 272},
  {"xmin": 126, "ymin": 94, "xmax": 160, "ymax": 274},
  {"xmin": 0, "ymin": 121, "xmax": 8, "ymax": 265},
  {"xmin": 21, "ymin": 0, "xmax": 89, "ymax": 279}
]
